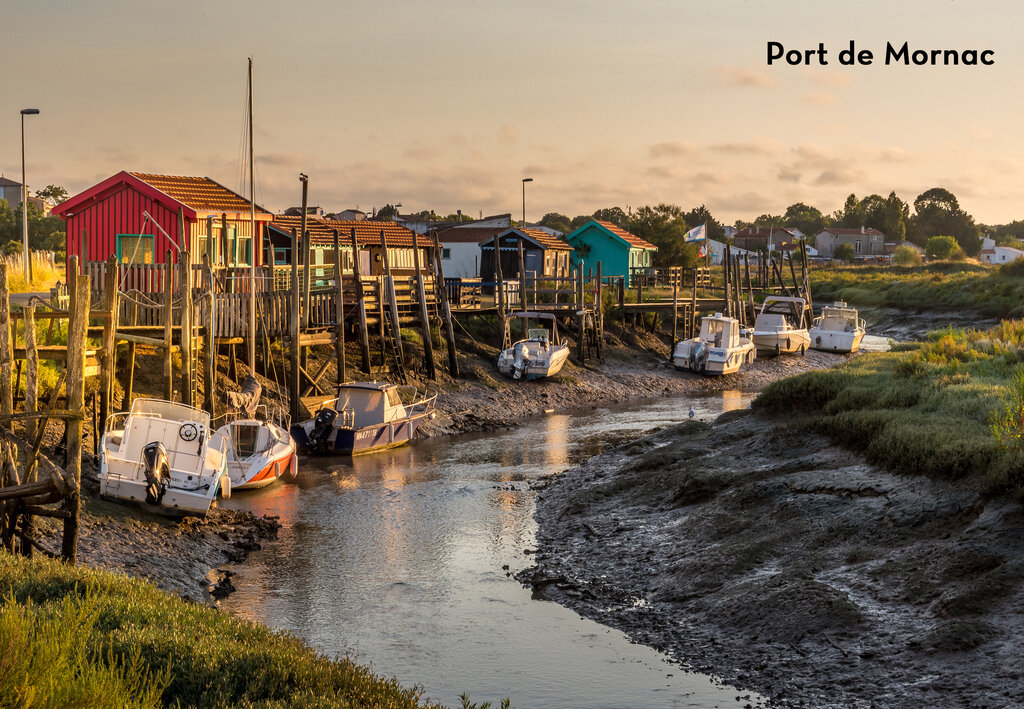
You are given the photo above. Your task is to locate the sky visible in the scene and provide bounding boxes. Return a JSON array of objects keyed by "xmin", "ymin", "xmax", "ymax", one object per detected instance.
[{"xmin": 4, "ymin": 0, "xmax": 1023, "ymax": 225}]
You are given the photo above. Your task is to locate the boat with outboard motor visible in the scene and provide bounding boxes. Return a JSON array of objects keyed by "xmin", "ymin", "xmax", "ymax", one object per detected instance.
[
  {"xmin": 99, "ymin": 398, "xmax": 229, "ymax": 515},
  {"xmin": 749, "ymin": 295, "xmax": 812, "ymax": 356},
  {"xmin": 673, "ymin": 313, "xmax": 756, "ymax": 375},
  {"xmin": 809, "ymin": 301, "xmax": 866, "ymax": 353},
  {"xmin": 496, "ymin": 311, "xmax": 571, "ymax": 380},
  {"xmin": 291, "ymin": 381, "xmax": 437, "ymax": 455}
]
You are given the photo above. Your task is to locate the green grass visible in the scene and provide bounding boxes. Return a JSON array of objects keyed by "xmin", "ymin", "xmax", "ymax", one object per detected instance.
[
  {"xmin": 0, "ymin": 554, "xmax": 505, "ymax": 708},
  {"xmin": 808, "ymin": 261, "xmax": 1024, "ymax": 317},
  {"xmin": 754, "ymin": 320, "xmax": 1024, "ymax": 496}
]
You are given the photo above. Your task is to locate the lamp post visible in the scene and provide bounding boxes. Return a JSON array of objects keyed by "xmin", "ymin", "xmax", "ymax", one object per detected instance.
[
  {"xmin": 20, "ymin": 108, "xmax": 40, "ymax": 282},
  {"xmin": 393, "ymin": 202, "xmax": 402, "ymax": 221},
  {"xmin": 521, "ymin": 177, "xmax": 533, "ymax": 227}
]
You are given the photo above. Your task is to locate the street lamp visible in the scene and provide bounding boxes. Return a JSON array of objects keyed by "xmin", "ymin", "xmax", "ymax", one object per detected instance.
[
  {"xmin": 393, "ymin": 203, "xmax": 402, "ymax": 221},
  {"xmin": 521, "ymin": 177, "xmax": 533, "ymax": 227},
  {"xmin": 20, "ymin": 108, "xmax": 40, "ymax": 282}
]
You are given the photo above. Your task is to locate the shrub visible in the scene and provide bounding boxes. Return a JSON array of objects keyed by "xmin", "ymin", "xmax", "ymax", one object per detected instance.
[
  {"xmin": 925, "ymin": 235, "xmax": 959, "ymax": 261},
  {"xmin": 892, "ymin": 245, "xmax": 922, "ymax": 266},
  {"xmin": 834, "ymin": 243, "xmax": 855, "ymax": 263}
]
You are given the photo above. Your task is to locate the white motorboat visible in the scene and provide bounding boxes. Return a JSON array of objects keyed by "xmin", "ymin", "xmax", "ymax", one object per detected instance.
[
  {"xmin": 749, "ymin": 296, "xmax": 811, "ymax": 356},
  {"xmin": 214, "ymin": 376, "xmax": 296, "ymax": 490},
  {"xmin": 497, "ymin": 312, "xmax": 571, "ymax": 380},
  {"xmin": 673, "ymin": 313, "xmax": 756, "ymax": 375},
  {"xmin": 100, "ymin": 398, "xmax": 229, "ymax": 515},
  {"xmin": 291, "ymin": 382, "xmax": 437, "ymax": 455},
  {"xmin": 809, "ymin": 301, "xmax": 866, "ymax": 353}
]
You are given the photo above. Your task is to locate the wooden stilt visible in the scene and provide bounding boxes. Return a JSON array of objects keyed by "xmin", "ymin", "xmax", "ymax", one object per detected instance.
[
  {"xmin": 61, "ymin": 268, "xmax": 90, "ymax": 565},
  {"xmin": 690, "ymin": 267, "xmax": 698, "ymax": 338},
  {"xmin": 202, "ymin": 259, "xmax": 216, "ymax": 419},
  {"xmin": 0, "ymin": 266, "xmax": 12, "ymax": 424},
  {"xmin": 595, "ymin": 261, "xmax": 604, "ymax": 362},
  {"xmin": 101, "ymin": 256, "xmax": 118, "ymax": 433},
  {"xmin": 432, "ymin": 239, "xmax": 460, "ymax": 377},
  {"xmin": 163, "ymin": 253, "xmax": 174, "ymax": 400},
  {"xmin": 333, "ymin": 230, "xmax": 346, "ymax": 385},
  {"xmin": 350, "ymin": 229, "xmax": 371, "ymax": 374},
  {"xmin": 180, "ymin": 256, "xmax": 193, "ymax": 406},
  {"xmin": 289, "ymin": 225, "xmax": 301, "ymax": 424},
  {"xmin": 24, "ymin": 304, "xmax": 37, "ymax": 441}
]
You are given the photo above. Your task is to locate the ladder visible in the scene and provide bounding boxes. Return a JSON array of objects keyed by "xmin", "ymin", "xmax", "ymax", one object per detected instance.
[{"xmin": 379, "ymin": 302, "xmax": 407, "ymax": 383}]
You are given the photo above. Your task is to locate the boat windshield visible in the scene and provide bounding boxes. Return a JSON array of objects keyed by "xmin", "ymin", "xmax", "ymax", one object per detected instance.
[
  {"xmin": 528, "ymin": 328, "xmax": 549, "ymax": 341},
  {"xmin": 700, "ymin": 319, "xmax": 726, "ymax": 345},
  {"xmin": 130, "ymin": 398, "xmax": 210, "ymax": 427}
]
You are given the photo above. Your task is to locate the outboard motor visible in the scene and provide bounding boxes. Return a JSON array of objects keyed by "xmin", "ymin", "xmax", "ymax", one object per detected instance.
[
  {"xmin": 308, "ymin": 408, "xmax": 338, "ymax": 453},
  {"xmin": 512, "ymin": 342, "xmax": 530, "ymax": 380},
  {"xmin": 141, "ymin": 441, "xmax": 169, "ymax": 505}
]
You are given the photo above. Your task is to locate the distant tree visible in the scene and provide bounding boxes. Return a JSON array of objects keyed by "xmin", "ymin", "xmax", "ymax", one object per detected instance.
[
  {"xmin": 592, "ymin": 207, "xmax": 630, "ymax": 229},
  {"xmin": 34, "ymin": 185, "xmax": 68, "ymax": 206},
  {"xmin": 925, "ymin": 235, "xmax": 959, "ymax": 260},
  {"xmin": 834, "ymin": 243, "xmax": 855, "ymax": 263},
  {"xmin": 782, "ymin": 202, "xmax": 827, "ymax": 236},
  {"xmin": 752, "ymin": 213, "xmax": 783, "ymax": 228},
  {"xmin": 539, "ymin": 212, "xmax": 571, "ymax": 234},
  {"xmin": 911, "ymin": 188, "xmax": 981, "ymax": 255},
  {"xmin": 569, "ymin": 215, "xmax": 591, "ymax": 230},
  {"xmin": 983, "ymin": 220, "xmax": 1024, "ymax": 246},
  {"xmin": 833, "ymin": 194, "xmax": 867, "ymax": 229},
  {"xmin": 628, "ymin": 204, "xmax": 698, "ymax": 267},
  {"xmin": 372, "ymin": 204, "xmax": 399, "ymax": 220},
  {"xmin": 892, "ymin": 245, "xmax": 922, "ymax": 266}
]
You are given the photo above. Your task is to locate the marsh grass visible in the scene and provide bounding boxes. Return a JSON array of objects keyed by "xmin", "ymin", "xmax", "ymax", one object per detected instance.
[
  {"xmin": 755, "ymin": 320, "xmax": 1024, "ymax": 495},
  {"xmin": 0, "ymin": 554, "xmax": 509, "ymax": 708}
]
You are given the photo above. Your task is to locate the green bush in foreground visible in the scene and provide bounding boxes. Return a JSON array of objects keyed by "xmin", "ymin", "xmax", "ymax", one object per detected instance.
[
  {"xmin": 0, "ymin": 554, "xmax": 456, "ymax": 709},
  {"xmin": 755, "ymin": 321, "xmax": 1024, "ymax": 496}
]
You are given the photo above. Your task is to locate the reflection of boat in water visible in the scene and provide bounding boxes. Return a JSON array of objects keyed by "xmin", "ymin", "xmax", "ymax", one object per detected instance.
[
  {"xmin": 100, "ymin": 398, "xmax": 229, "ymax": 515},
  {"xmin": 497, "ymin": 312, "xmax": 571, "ymax": 380},
  {"xmin": 809, "ymin": 301, "xmax": 866, "ymax": 353},
  {"xmin": 291, "ymin": 382, "xmax": 437, "ymax": 455},
  {"xmin": 673, "ymin": 313, "xmax": 755, "ymax": 375},
  {"xmin": 749, "ymin": 296, "xmax": 811, "ymax": 356}
]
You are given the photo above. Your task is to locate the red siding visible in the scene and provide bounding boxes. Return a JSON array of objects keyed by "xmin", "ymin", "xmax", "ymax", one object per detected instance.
[{"xmin": 64, "ymin": 184, "xmax": 194, "ymax": 269}]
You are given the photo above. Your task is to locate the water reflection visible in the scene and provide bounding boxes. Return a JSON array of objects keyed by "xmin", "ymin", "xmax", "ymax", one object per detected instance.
[{"xmin": 222, "ymin": 391, "xmax": 761, "ymax": 709}]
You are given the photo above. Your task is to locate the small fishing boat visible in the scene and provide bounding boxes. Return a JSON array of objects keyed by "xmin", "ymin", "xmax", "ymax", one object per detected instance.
[
  {"xmin": 809, "ymin": 301, "xmax": 866, "ymax": 353},
  {"xmin": 496, "ymin": 311, "xmax": 571, "ymax": 380},
  {"xmin": 749, "ymin": 296, "xmax": 811, "ymax": 356},
  {"xmin": 290, "ymin": 382, "xmax": 437, "ymax": 455},
  {"xmin": 673, "ymin": 313, "xmax": 756, "ymax": 375},
  {"xmin": 100, "ymin": 398, "xmax": 230, "ymax": 515}
]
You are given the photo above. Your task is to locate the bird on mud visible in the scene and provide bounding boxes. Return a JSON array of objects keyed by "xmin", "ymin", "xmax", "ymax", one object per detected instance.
[{"xmin": 688, "ymin": 405, "xmax": 695, "ymax": 420}]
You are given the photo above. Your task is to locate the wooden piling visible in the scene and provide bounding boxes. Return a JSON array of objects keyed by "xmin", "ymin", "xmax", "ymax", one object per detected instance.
[
  {"xmin": 300, "ymin": 178, "xmax": 311, "ymax": 330},
  {"xmin": 577, "ymin": 268, "xmax": 585, "ymax": 362},
  {"xmin": 61, "ymin": 269, "xmax": 90, "ymax": 565},
  {"xmin": 24, "ymin": 304, "xmax": 37, "ymax": 441},
  {"xmin": 333, "ymin": 230, "xmax": 346, "ymax": 385},
  {"xmin": 163, "ymin": 252, "xmax": 174, "ymax": 401},
  {"xmin": 221, "ymin": 214, "xmax": 230, "ymax": 290},
  {"xmin": 0, "ymin": 266, "xmax": 12, "ymax": 423},
  {"xmin": 350, "ymin": 228, "xmax": 371, "ymax": 373},
  {"xmin": 380, "ymin": 229, "xmax": 405, "ymax": 373},
  {"xmin": 202, "ymin": 260, "xmax": 216, "ymax": 420},
  {"xmin": 671, "ymin": 272, "xmax": 678, "ymax": 347},
  {"xmin": 690, "ymin": 267, "xmax": 698, "ymax": 338},
  {"xmin": 595, "ymin": 261, "xmax": 603, "ymax": 362},
  {"xmin": 412, "ymin": 231, "xmax": 435, "ymax": 379},
  {"xmin": 179, "ymin": 255, "xmax": 193, "ymax": 407},
  {"xmin": 432, "ymin": 240, "xmax": 460, "ymax": 378},
  {"xmin": 289, "ymin": 227, "xmax": 300, "ymax": 424},
  {"xmin": 494, "ymin": 233, "xmax": 505, "ymax": 316},
  {"xmin": 100, "ymin": 255, "xmax": 118, "ymax": 433}
]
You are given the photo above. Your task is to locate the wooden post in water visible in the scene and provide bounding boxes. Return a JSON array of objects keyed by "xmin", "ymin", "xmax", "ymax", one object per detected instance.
[
  {"xmin": 62, "ymin": 267, "xmax": 90, "ymax": 565},
  {"xmin": 333, "ymin": 230, "xmax": 346, "ymax": 384},
  {"xmin": 202, "ymin": 258, "xmax": 216, "ymax": 419},
  {"xmin": 289, "ymin": 227, "xmax": 301, "ymax": 424},
  {"xmin": 100, "ymin": 255, "xmax": 118, "ymax": 433},
  {"xmin": 23, "ymin": 304, "xmax": 37, "ymax": 440},
  {"xmin": 163, "ymin": 252, "xmax": 174, "ymax": 400},
  {"xmin": 350, "ymin": 228, "xmax": 371, "ymax": 373},
  {"xmin": 432, "ymin": 239, "xmax": 460, "ymax": 378},
  {"xmin": 0, "ymin": 266, "xmax": 11, "ymax": 424}
]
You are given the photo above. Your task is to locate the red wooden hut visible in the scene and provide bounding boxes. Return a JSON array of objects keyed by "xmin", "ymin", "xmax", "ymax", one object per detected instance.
[{"xmin": 54, "ymin": 171, "xmax": 273, "ymax": 270}]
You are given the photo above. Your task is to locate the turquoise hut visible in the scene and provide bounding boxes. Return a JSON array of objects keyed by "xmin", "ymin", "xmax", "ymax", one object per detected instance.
[{"xmin": 564, "ymin": 219, "xmax": 657, "ymax": 285}]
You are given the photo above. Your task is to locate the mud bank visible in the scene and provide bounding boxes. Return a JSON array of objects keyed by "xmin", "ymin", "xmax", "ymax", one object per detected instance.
[
  {"xmin": 859, "ymin": 307, "xmax": 1000, "ymax": 341},
  {"xmin": 519, "ymin": 411, "xmax": 1024, "ymax": 708}
]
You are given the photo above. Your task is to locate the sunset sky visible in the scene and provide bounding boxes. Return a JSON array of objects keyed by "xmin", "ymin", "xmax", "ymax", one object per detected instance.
[{"xmin": 4, "ymin": 0, "xmax": 1022, "ymax": 224}]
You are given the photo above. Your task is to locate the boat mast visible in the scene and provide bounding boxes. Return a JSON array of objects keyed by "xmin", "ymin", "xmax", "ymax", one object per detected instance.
[{"xmin": 247, "ymin": 57, "xmax": 257, "ymax": 374}]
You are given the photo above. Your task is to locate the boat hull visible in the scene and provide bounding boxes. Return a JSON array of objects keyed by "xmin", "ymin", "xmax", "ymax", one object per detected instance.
[
  {"xmin": 751, "ymin": 329, "xmax": 811, "ymax": 355},
  {"xmin": 809, "ymin": 328, "xmax": 865, "ymax": 354},
  {"xmin": 673, "ymin": 340, "xmax": 755, "ymax": 376},
  {"xmin": 220, "ymin": 420, "xmax": 297, "ymax": 491},
  {"xmin": 497, "ymin": 342, "xmax": 570, "ymax": 381},
  {"xmin": 291, "ymin": 414, "xmax": 428, "ymax": 456}
]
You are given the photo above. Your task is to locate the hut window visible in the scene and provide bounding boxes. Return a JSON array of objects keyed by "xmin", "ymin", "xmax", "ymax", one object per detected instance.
[
  {"xmin": 198, "ymin": 233, "xmax": 219, "ymax": 263},
  {"xmin": 117, "ymin": 234, "xmax": 155, "ymax": 265},
  {"xmin": 236, "ymin": 235, "xmax": 253, "ymax": 266},
  {"xmin": 442, "ymin": 248, "xmax": 451, "ymax": 259}
]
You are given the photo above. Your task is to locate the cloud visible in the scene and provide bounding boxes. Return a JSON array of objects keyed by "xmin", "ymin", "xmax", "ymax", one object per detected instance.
[
  {"xmin": 648, "ymin": 141, "xmax": 695, "ymax": 158},
  {"xmin": 777, "ymin": 167, "xmax": 801, "ymax": 183},
  {"xmin": 879, "ymin": 147, "xmax": 913, "ymax": 163},
  {"xmin": 802, "ymin": 92, "xmax": 836, "ymax": 105},
  {"xmin": 710, "ymin": 139, "xmax": 782, "ymax": 156},
  {"xmin": 403, "ymin": 145, "xmax": 441, "ymax": 160},
  {"xmin": 498, "ymin": 124, "xmax": 519, "ymax": 142},
  {"xmin": 813, "ymin": 168, "xmax": 864, "ymax": 186},
  {"xmin": 645, "ymin": 165, "xmax": 680, "ymax": 179},
  {"xmin": 715, "ymin": 65, "xmax": 776, "ymax": 88}
]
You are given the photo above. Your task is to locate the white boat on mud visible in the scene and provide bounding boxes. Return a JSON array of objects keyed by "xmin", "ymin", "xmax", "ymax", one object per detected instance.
[
  {"xmin": 291, "ymin": 382, "xmax": 437, "ymax": 455},
  {"xmin": 749, "ymin": 296, "xmax": 812, "ymax": 356},
  {"xmin": 100, "ymin": 398, "xmax": 230, "ymax": 515},
  {"xmin": 673, "ymin": 313, "xmax": 756, "ymax": 375},
  {"xmin": 497, "ymin": 312, "xmax": 571, "ymax": 380},
  {"xmin": 809, "ymin": 301, "xmax": 866, "ymax": 353}
]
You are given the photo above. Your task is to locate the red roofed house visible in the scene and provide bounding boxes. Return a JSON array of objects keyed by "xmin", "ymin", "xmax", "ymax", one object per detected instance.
[
  {"xmin": 564, "ymin": 219, "xmax": 657, "ymax": 286},
  {"xmin": 479, "ymin": 227, "xmax": 574, "ymax": 283},
  {"xmin": 266, "ymin": 214, "xmax": 437, "ymax": 278},
  {"xmin": 54, "ymin": 171, "xmax": 273, "ymax": 269},
  {"xmin": 814, "ymin": 226, "xmax": 887, "ymax": 259}
]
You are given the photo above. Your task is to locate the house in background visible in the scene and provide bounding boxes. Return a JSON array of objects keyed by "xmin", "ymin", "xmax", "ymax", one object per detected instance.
[
  {"xmin": 266, "ymin": 215, "xmax": 436, "ymax": 276},
  {"xmin": 733, "ymin": 226, "xmax": 799, "ymax": 252},
  {"xmin": 54, "ymin": 171, "xmax": 272, "ymax": 268},
  {"xmin": 979, "ymin": 237, "xmax": 1024, "ymax": 265},
  {"xmin": 0, "ymin": 176, "xmax": 50, "ymax": 215},
  {"xmin": 331, "ymin": 209, "xmax": 366, "ymax": 221},
  {"xmin": 564, "ymin": 219, "xmax": 656, "ymax": 285},
  {"xmin": 434, "ymin": 226, "xmax": 505, "ymax": 278},
  {"xmin": 815, "ymin": 227, "xmax": 887, "ymax": 258},
  {"xmin": 479, "ymin": 227, "xmax": 573, "ymax": 282},
  {"xmin": 285, "ymin": 206, "xmax": 324, "ymax": 217}
]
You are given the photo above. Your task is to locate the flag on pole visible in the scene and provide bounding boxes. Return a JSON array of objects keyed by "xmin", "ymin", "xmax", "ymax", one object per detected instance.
[
  {"xmin": 697, "ymin": 242, "xmax": 706, "ymax": 258},
  {"xmin": 682, "ymin": 223, "xmax": 706, "ymax": 243}
]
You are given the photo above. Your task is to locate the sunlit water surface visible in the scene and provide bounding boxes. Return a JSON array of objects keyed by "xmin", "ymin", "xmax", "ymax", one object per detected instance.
[{"xmin": 222, "ymin": 391, "xmax": 766, "ymax": 708}]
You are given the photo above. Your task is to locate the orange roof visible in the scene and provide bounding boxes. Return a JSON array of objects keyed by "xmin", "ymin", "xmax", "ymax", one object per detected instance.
[
  {"xmin": 130, "ymin": 173, "xmax": 271, "ymax": 216},
  {"xmin": 592, "ymin": 220, "xmax": 656, "ymax": 251},
  {"xmin": 518, "ymin": 227, "xmax": 574, "ymax": 251},
  {"xmin": 270, "ymin": 215, "xmax": 436, "ymax": 248},
  {"xmin": 436, "ymin": 226, "xmax": 507, "ymax": 244}
]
